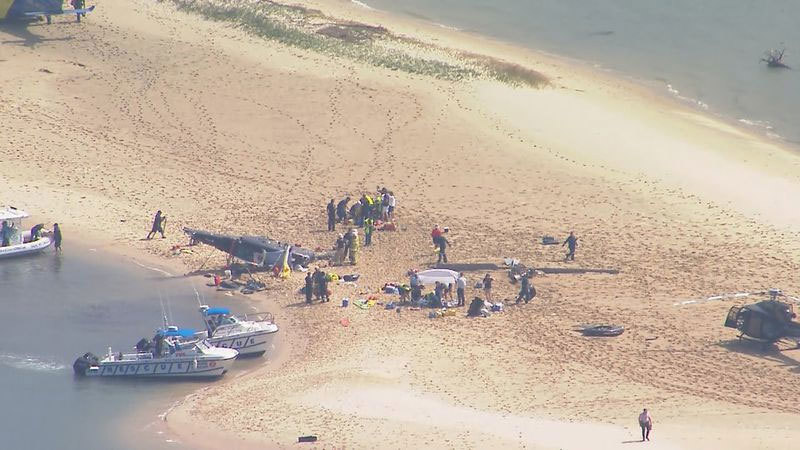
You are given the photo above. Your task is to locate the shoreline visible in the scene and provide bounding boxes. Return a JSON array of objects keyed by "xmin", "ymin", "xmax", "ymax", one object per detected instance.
[
  {"xmin": 341, "ymin": 0, "xmax": 799, "ymax": 148},
  {"xmin": 5, "ymin": 0, "xmax": 800, "ymax": 447}
]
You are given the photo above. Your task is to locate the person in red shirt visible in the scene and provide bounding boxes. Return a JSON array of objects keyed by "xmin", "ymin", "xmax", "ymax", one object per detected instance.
[{"xmin": 431, "ymin": 224, "xmax": 442, "ymax": 245}]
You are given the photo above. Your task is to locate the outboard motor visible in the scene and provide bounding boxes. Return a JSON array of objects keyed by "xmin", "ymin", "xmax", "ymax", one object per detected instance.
[{"xmin": 72, "ymin": 352, "xmax": 99, "ymax": 376}]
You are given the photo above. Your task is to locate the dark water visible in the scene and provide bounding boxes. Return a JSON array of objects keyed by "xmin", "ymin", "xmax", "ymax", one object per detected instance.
[
  {"xmin": 361, "ymin": 0, "xmax": 800, "ymax": 145},
  {"xmin": 0, "ymin": 245, "xmax": 260, "ymax": 450}
]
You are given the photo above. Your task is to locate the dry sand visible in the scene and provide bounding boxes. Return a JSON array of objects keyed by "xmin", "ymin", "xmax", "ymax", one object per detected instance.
[{"xmin": 3, "ymin": 0, "xmax": 800, "ymax": 448}]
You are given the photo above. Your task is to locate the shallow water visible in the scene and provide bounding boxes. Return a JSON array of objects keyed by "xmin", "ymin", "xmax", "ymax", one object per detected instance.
[
  {"xmin": 361, "ymin": 0, "xmax": 800, "ymax": 144},
  {"xmin": 0, "ymin": 245, "xmax": 264, "ymax": 450}
]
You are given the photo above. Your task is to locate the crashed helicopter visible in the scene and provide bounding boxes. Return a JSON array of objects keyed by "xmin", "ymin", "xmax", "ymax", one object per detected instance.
[
  {"xmin": 678, "ymin": 288, "xmax": 800, "ymax": 347},
  {"xmin": 184, "ymin": 228, "xmax": 318, "ymax": 270}
]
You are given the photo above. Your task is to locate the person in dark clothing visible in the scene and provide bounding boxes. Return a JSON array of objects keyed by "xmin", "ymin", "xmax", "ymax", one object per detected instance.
[
  {"xmin": 436, "ymin": 235, "xmax": 449, "ymax": 264},
  {"xmin": 312, "ymin": 268, "xmax": 324, "ymax": 301},
  {"xmin": 326, "ymin": 199, "xmax": 336, "ymax": 232},
  {"xmin": 305, "ymin": 272, "xmax": 314, "ymax": 304},
  {"xmin": 320, "ymin": 272, "xmax": 330, "ymax": 302},
  {"xmin": 562, "ymin": 231, "xmax": 578, "ymax": 261},
  {"xmin": 336, "ymin": 197, "xmax": 350, "ymax": 224},
  {"xmin": 30, "ymin": 223, "xmax": 45, "ymax": 241},
  {"xmin": 350, "ymin": 202, "xmax": 362, "ymax": 227},
  {"xmin": 53, "ymin": 223, "xmax": 62, "ymax": 252},
  {"xmin": 516, "ymin": 271, "xmax": 535, "ymax": 304},
  {"xmin": 146, "ymin": 210, "xmax": 165, "ymax": 240}
]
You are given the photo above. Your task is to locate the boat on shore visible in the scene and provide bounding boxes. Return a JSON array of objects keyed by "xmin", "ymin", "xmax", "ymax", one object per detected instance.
[
  {"xmin": 0, "ymin": 206, "xmax": 52, "ymax": 259},
  {"xmin": 199, "ymin": 305, "xmax": 278, "ymax": 357},
  {"xmin": 73, "ymin": 328, "xmax": 238, "ymax": 378}
]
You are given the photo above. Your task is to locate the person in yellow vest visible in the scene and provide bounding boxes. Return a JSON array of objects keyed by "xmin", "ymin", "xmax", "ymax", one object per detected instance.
[
  {"xmin": 348, "ymin": 228, "xmax": 360, "ymax": 265},
  {"xmin": 364, "ymin": 217, "xmax": 375, "ymax": 246}
]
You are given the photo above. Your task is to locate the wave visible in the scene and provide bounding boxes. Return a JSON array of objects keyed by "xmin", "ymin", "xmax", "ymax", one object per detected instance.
[
  {"xmin": 665, "ymin": 83, "xmax": 708, "ymax": 110},
  {"xmin": 0, "ymin": 352, "xmax": 67, "ymax": 372},
  {"xmin": 351, "ymin": 0, "xmax": 373, "ymax": 10}
]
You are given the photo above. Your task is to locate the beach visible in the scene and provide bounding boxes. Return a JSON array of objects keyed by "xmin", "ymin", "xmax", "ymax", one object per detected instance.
[{"xmin": 3, "ymin": 0, "xmax": 800, "ymax": 448}]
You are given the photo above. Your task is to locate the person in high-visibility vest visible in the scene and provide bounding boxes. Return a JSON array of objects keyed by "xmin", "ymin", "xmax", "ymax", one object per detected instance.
[
  {"xmin": 348, "ymin": 229, "xmax": 360, "ymax": 265},
  {"xmin": 364, "ymin": 218, "xmax": 375, "ymax": 246}
]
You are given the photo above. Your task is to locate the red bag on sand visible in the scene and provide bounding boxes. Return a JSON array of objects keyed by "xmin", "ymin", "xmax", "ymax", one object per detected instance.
[{"xmin": 340, "ymin": 318, "xmax": 350, "ymax": 327}]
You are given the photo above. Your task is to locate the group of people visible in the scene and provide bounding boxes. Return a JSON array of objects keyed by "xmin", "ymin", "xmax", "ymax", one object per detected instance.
[
  {"xmin": 305, "ymin": 268, "xmax": 331, "ymax": 303},
  {"xmin": 328, "ymin": 187, "xmax": 396, "ymax": 232},
  {"xmin": 332, "ymin": 228, "xmax": 360, "ymax": 265},
  {"xmin": 1, "ymin": 221, "xmax": 62, "ymax": 251}
]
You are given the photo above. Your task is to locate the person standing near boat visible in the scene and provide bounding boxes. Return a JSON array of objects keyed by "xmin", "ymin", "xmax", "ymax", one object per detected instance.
[
  {"xmin": 1, "ymin": 221, "xmax": 10, "ymax": 247},
  {"xmin": 146, "ymin": 210, "xmax": 166, "ymax": 239},
  {"xmin": 53, "ymin": 223, "xmax": 62, "ymax": 252}
]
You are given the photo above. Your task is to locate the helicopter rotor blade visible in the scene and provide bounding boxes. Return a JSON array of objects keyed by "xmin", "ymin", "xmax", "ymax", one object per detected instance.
[{"xmin": 673, "ymin": 291, "xmax": 767, "ymax": 306}]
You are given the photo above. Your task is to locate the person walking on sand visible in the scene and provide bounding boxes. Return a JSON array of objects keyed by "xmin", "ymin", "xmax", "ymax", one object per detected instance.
[
  {"xmin": 482, "ymin": 273, "xmax": 494, "ymax": 302},
  {"xmin": 326, "ymin": 199, "xmax": 336, "ymax": 232},
  {"xmin": 562, "ymin": 231, "xmax": 578, "ymax": 261},
  {"xmin": 638, "ymin": 408, "xmax": 653, "ymax": 441},
  {"xmin": 431, "ymin": 224, "xmax": 442, "ymax": 245},
  {"xmin": 304, "ymin": 272, "xmax": 314, "ymax": 304},
  {"xmin": 146, "ymin": 210, "xmax": 166, "ymax": 240},
  {"xmin": 436, "ymin": 232, "xmax": 450, "ymax": 265},
  {"xmin": 456, "ymin": 272, "xmax": 467, "ymax": 306},
  {"xmin": 53, "ymin": 223, "xmax": 62, "ymax": 252}
]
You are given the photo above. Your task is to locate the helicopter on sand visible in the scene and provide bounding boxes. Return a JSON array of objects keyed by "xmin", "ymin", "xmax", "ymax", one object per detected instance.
[{"xmin": 677, "ymin": 289, "xmax": 800, "ymax": 349}]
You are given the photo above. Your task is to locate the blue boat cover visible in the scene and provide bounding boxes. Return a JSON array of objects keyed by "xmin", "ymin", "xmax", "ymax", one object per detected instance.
[
  {"xmin": 157, "ymin": 328, "xmax": 196, "ymax": 338},
  {"xmin": 204, "ymin": 307, "xmax": 231, "ymax": 316}
]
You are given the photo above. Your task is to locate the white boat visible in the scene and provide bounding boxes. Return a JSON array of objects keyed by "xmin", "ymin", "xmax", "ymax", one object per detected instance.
[
  {"xmin": 0, "ymin": 206, "xmax": 52, "ymax": 259},
  {"xmin": 199, "ymin": 305, "xmax": 278, "ymax": 357},
  {"xmin": 73, "ymin": 328, "xmax": 238, "ymax": 378}
]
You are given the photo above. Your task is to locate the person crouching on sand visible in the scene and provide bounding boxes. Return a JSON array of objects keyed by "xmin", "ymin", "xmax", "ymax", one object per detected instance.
[{"xmin": 638, "ymin": 408, "xmax": 653, "ymax": 441}]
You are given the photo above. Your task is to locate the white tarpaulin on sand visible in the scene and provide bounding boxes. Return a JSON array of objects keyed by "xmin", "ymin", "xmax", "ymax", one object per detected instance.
[{"xmin": 416, "ymin": 269, "xmax": 458, "ymax": 286}]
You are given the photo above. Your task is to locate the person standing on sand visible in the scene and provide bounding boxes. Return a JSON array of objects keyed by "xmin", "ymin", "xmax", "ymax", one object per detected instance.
[
  {"xmin": 638, "ymin": 408, "xmax": 653, "ymax": 441},
  {"xmin": 146, "ymin": 210, "xmax": 165, "ymax": 240},
  {"xmin": 348, "ymin": 228, "xmax": 360, "ymax": 265},
  {"xmin": 336, "ymin": 197, "xmax": 349, "ymax": 224},
  {"xmin": 327, "ymin": 199, "xmax": 336, "ymax": 232},
  {"xmin": 431, "ymin": 224, "xmax": 442, "ymax": 245},
  {"xmin": 305, "ymin": 272, "xmax": 313, "ymax": 304},
  {"xmin": 364, "ymin": 217, "xmax": 375, "ymax": 246},
  {"xmin": 333, "ymin": 233, "xmax": 345, "ymax": 265},
  {"xmin": 562, "ymin": 231, "xmax": 577, "ymax": 261},
  {"xmin": 388, "ymin": 192, "xmax": 396, "ymax": 220},
  {"xmin": 53, "ymin": 223, "xmax": 62, "ymax": 252},
  {"xmin": 456, "ymin": 273, "xmax": 467, "ymax": 306},
  {"xmin": 482, "ymin": 273, "xmax": 494, "ymax": 302},
  {"xmin": 516, "ymin": 271, "xmax": 532, "ymax": 305}
]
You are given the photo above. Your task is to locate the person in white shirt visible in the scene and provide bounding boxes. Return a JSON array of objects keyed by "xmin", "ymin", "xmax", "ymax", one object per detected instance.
[
  {"xmin": 388, "ymin": 193, "xmax": 396, "ymax": 219},
  {"xmin": 456, "ymin": 273, "xmax": 467, "ymax": 306}
]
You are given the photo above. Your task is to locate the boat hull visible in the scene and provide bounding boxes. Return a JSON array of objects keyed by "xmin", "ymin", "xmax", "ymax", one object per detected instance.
[
  {"xmin": 0, "ymin": 237, "xmax": 52, "ymax": 259},
  {"xmin": 207, "ymin": 328, "xmax": 277, "ymax": 357},
  {"xmin": 84, "ymin": 354, "xmax": 236, "ymax": 378}
]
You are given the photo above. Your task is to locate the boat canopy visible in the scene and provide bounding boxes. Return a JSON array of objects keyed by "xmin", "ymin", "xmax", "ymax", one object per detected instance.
[
  {"xmin": 157, "ymin": 328, "xmax": 196, "ymax": 338},
  {"xmin": 0, "ymin": 206, "xmax": 29, "ymax": 221},
  {"xmin": 203, "ymin": 307, "xmax": 231, "ymax": 316}
]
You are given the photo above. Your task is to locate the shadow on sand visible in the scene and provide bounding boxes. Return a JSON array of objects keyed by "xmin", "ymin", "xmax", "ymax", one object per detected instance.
[
  {"xmin": 1, "ymin": 20, "xmax": 73, "ymax": 47},
  {"xmin": 717, "ymin": 338, "xmax": 800, "ymax": 372}
]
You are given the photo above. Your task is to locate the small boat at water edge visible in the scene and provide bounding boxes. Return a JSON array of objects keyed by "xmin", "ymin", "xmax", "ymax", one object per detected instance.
[
  {"xmin": 0, "ymin": 206, "xmax": 52, "ymax": 259},
  {"xmin": 73, "ymin": 328, "xmax": 238, "ymax": 378},
  {"xmin": 198, "ymin": 305, "xmax": 278, "ymax": 357}
]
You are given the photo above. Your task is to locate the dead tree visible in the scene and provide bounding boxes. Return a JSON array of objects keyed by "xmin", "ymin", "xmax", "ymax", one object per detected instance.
[{"xmin": 761, "ymin": 47, "xmax": 790, "ymax": 69}]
